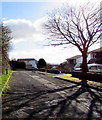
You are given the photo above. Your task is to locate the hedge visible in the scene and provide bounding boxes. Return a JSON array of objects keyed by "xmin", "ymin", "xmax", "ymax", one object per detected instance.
[{"xmin": 72, "ymin": 71, "xmax": 102, "ymax": 83}]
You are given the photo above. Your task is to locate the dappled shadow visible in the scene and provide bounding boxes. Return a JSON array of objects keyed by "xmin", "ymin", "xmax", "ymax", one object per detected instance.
[{"xmin": 2, "ymin": 82, "xmax": 102, "ymax": 120}]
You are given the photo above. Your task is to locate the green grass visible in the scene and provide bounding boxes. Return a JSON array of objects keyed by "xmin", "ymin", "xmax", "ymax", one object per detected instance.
[{"xmin": 0, "ymin": 70, "xmax": 12, "ymax": 94}]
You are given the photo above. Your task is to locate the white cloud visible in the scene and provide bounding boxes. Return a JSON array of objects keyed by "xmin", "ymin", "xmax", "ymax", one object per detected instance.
[
  {"xmin": 3, "ymin": 19, "xmax": 34, "ymax": 41},
  {"xmin": 9, "ymin": 45, "xmax": 81, "ymax": 64},
  {"xmin": 33, "ymin": 16, "xmax": 48, "ymax": 33},
  {"xmin": 3, "ymin": 18, "xmax": 47, "ymax": 43}
]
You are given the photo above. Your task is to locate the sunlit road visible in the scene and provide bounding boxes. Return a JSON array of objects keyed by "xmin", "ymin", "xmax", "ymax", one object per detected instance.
[{"xmin": 2, "ymin": 71, "xmax": 102, "ymax": 120}]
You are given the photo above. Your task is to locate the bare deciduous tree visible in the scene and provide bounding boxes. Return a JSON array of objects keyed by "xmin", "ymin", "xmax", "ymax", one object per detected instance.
[
  {"xmin": 0, "ymin": 24, "xmax": 12, "ymax": 74},
  {"xmin": 44, "ymin": 3, "xmax": 101, "ymax": 81}
]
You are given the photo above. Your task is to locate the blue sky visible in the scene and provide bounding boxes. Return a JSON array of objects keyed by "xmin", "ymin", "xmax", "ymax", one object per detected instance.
[
  {"xmin": 2, "ymin": 2, "xmax": 49, "ymax": 21},
  {"xmin": 2, "ymin": 1, "xmax": 101, "ymax": 64}
]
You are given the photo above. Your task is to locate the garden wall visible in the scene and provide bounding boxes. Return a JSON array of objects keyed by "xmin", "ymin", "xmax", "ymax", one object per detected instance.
[{"xmin": 72, "ymin": 71, "xmax": 102, "ymax": 83}]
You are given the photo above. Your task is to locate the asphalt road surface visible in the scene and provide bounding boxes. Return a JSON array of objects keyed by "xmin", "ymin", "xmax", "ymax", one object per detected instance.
[{"xmin": 2, "ymin": 71, "xmax": 102, "ymax": 120}]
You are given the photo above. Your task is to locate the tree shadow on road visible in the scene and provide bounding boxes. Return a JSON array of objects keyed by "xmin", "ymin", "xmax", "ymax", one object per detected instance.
[{"xmin": 2, "ymin": 82, "xmax": 102, "ymax": 120}]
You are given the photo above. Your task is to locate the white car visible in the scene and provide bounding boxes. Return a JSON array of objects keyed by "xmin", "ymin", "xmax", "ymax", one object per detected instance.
[
  {"xmin": 74, "ymin": 67, "xmax": 82, "ymax": 71},
  {"xmin": 88, "ymin": 64, "xmax": 102, "ymax": 73},
  {"xmin": 74, "ymin": 64, "xmax": 102, "ymax": 73}
]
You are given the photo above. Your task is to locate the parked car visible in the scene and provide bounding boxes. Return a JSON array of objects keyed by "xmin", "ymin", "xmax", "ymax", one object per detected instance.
[
  {"xmin": 74, "ymin": 67, "xmax": 82, "ymax": 71},
  {"xmin": 88, "ymin": 64, "xmax": 102, "ymax": 73},
  {"xmin": 74, "ymin": 63, "xmax": 102, "ymax": 73},
  {"xmin": 74, "ymin": 64, "xmax": 82, "ymax": 71}
]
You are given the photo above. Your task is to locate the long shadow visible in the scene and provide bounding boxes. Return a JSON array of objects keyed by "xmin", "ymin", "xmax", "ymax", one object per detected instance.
[
  {"xmin": 86, "ymin": 86, "xmax": 102, "ymax": 120},
  {"xmin": 2, "ymin": 82, "xmax": 102, "ymax": 120},
  {"xmin": 2, "ymin": 84, "xmax": 80, "ymax": 115},
  {"xmin": 24, "ymin": 84, "xmax": 102, "ymax": 120},
  {"xmin": 2, "ymin": 84, "xmax": 79, "ymax": 104}
]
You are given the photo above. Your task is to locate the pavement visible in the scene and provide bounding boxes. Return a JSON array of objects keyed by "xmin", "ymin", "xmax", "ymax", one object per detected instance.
[
  {"xmin": 2, "ymin": 71, "xmax": 102, "ymax": 120},
  {"xmin": 39, "ymin": 71, "xmax": 102, "ymax": 89}
]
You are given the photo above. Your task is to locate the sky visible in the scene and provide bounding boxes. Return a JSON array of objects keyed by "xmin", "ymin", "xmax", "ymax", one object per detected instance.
[{"xmin": 1, "ymin": 0, "xmax": 101, "ymax": 64}]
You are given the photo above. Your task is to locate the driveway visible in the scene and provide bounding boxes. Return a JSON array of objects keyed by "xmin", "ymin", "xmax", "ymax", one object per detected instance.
[{"xmin": 2, "ymin": 71, "xmax": 102, "ymax": 119}]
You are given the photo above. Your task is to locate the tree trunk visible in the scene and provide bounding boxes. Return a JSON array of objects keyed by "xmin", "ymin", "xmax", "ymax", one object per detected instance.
[
  {"xmin": 82, "ymin": 52, "xmax": 88, "ymax": 73},
  {"xmin": 81, "ymin": 51, "xmax": 88, "ymax": 85}
]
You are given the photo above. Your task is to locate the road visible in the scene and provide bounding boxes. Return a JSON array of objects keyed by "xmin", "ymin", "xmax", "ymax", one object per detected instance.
[{"xmin": 2, "ymin": 71, "xmax": 102, "ymax": 120}]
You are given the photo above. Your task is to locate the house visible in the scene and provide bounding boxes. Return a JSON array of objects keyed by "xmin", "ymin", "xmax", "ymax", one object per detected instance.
[
  {"xmin": 88, "ymin": 47, "xmax": 102, "ymax": 64},
  {"xmin": 17, "ymin": 58, "xmax": 37, "ymax": 70},
  {"xmin": 62, "ymin": 55, "xmax": 82, "ymax": 72},
  {"xmin": 59, "ymin": 61, "xmax": 71, "ymax": 73},
  {"xmin": 64, "ymin": 47, "xmax": 102, "ymax": 72},
  {"xmin": 66, "ymin": 55, "xmax": 82, "ymax": 72}
]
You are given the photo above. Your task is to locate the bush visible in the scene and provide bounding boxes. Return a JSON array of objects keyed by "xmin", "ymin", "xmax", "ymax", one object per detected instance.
[
  {"xmin": 10, "ymin": 60, "xmax": 25, "ymax": 70},
  {"xmin": 37, "ymin": 58, "xmax": 46, "ymax": 69}
]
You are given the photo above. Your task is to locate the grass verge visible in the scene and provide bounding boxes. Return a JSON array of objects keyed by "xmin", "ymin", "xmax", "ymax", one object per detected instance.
[{"xmin": 0, "ymin": 70, "xmax": 12, "ymax": 95}]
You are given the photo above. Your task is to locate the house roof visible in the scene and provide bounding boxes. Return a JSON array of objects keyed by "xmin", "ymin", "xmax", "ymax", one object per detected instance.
[
  {"xmin": 88, "ymin": 47, "xmax": 102, "ymax": 53},
  {"xmin": 17, "ymin": 58, "xmax": 37, "ymax": 61},
  {"xmin": 88, "ymin": 58, "xmax": 102, "ymax": 64},
  {"xmin": 66, "ymin": 47, "xmax": 102, "ymax": 60},
  {"xmin": 67, "ymin": 55, "xmax": 81, "ymax": 60}
]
